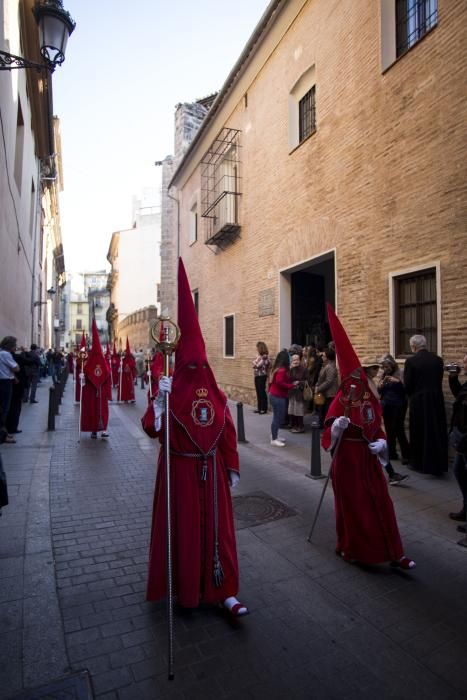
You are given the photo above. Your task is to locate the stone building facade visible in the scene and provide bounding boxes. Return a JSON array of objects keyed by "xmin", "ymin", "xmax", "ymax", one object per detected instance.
[
  {"xmin": 163, "ymin": 0, "xmax": 467, "ymax": 406},
  {"xmin": 117, "ymin": 306, "xmax": 159, "ymax": 351},
  {"xmin": 159, "ymin": 97, "xmax": 217, "ymax": 320},
  {"xmin": 0, "ymin": 1, "xmax": 68, "ymax": 348},
  {"xmin": 107, "ymin": 190, "xmax": 161, "ymax": 346}
]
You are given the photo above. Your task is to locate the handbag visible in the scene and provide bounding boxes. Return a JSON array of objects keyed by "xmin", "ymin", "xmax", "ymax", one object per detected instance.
[
  {"xmin": 303, "ymin": 381, "xmax": 313, "ymax": 402},
  {"xmin": 449, "ymin": 426, "xmax": 467, "ymax": 453},
  {"xmin": 314, "ymin": 391, "xmax": 326, "ymax": 406}
]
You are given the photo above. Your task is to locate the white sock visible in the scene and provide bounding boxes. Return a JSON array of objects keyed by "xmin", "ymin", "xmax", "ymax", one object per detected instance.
[{"xmin": 223, "ymin": 596, "xmax": 247, "ymax": 615}]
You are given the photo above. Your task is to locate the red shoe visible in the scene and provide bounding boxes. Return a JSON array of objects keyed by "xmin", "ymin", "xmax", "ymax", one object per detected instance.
[
  {"xmin": 391, "ymin": 556, "xmax": 416, "ymax": 570},
  {"xmin": 221, "ymin": 598, "xmax": 249, "ymax": 618}
]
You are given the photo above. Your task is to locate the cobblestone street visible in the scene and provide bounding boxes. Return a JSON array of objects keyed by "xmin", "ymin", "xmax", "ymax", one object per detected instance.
[{"xmin": 1, "ymin": 376, "xmax": 466, "ymax": 699}]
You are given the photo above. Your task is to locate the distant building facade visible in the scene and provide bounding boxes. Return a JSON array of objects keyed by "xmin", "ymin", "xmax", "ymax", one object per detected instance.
[
  {"xmin": 0, "ymin": 1, "xmax": 67, "ymax": 348},
  {"xmin": 162, "ymin": 0, "xmax": 467, "ymax": 406},
  {"xmin": 107, "ymin": 189, "xmax": 161, "ymax": 347}
]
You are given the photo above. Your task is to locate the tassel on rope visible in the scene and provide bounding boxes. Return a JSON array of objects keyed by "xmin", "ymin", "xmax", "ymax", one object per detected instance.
[
  {"xmin": 201, "ymin": 460, "xmax": 208, "ymax": 481},
  {"xmin": 213, "ymin": 551, "xmax": 224, "ymax": 587}
]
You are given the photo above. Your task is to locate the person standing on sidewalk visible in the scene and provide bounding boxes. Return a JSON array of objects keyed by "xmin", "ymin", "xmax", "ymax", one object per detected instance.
[
  {"xmin": 404, "ymin": 335, "xmax": 448, "ymax": 475},
  {"xmin": 268, "ymin": 350, "xmax": 297, "ymax": 447},
  {"xmin": 23, "ymin": 344, "xmax": 41, "ymax": 403},
  {"xmin": 0, "ymin": 337, "xmax": 19, "ymax": 444},
  {"xmin": 446, "ymin": 353, "xmax": 467, "ymax": 547},
  {"xmin": 80, "ymin": 320, "xmax": 110, "ymax": 439},
  {"xmin": 146, "ymin": 258, "xmax": 248, "ymax": 618},
  {"xmin": 252, "ymin": 341, "xmax": 270, "ymax": 414},
  {"xmin": 322, "ymin": 305, "xmax": 415, "ymax": 571}
]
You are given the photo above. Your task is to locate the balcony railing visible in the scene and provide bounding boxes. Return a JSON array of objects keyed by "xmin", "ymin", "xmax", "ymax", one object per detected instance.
[{"xmin": 201, "ymin": 127, "xmax": 241, "ymax": 249}]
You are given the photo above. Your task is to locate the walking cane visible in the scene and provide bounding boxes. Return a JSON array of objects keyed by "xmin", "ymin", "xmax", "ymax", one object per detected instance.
[
  {"xmin": 150, "ymin": 317, "xmax": 180, "ymax": 681},
  {"xmin": 307, "ymin": 383, "xmax": 357, "ymax": 542},
  {"xmin": 77, "ymin": 349, "xmax": 87, "ymax": 443}
]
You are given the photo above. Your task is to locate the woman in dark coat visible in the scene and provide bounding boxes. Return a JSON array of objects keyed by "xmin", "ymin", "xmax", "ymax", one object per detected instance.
[{"xmin": 377, "ymin": 354, "xmax": 410, "ymax": 463}]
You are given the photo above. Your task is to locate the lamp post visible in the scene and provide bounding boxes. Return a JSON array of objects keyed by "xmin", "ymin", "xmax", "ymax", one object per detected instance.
[{"xmin": 0, "ymin": 0, "xmax": 76, "ymax": 72}]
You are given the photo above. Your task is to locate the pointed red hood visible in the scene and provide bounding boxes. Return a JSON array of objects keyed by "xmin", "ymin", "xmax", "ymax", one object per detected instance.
[
  {"xmin": 171, "ymin": 258, "xmax": 229, "ymax": 454},
  {"xmin": 79, "ymin": 332, "xmax": 86, "ymax": 351},
  {"xmin": 323, "ymin": 304, "xmax": 383, "ymax": 443},
  {"xmin": 326, "ymin": 303, "xmax": 361, "ymax": 379},
  {"xmin": 84, "ymin": 320, "xmax": 109, "ymax": 388},
  {"xmin": 112, "ymin": 340, "xmax": 117, "ymax": 356},
  {"xmin": 123, "ymin": 335, "xmax": 136, "ymax": 370}
]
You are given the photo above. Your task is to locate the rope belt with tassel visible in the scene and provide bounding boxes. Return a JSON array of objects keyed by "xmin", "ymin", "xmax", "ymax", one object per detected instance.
[{"xmin": 170, "ymin": 448, "xmax": 224, "ymax": 587}]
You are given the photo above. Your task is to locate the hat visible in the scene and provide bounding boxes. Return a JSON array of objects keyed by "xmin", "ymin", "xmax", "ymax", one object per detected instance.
[{"xmin": 361, "ymin": 358, "xmax": 380, "ymax": 369}]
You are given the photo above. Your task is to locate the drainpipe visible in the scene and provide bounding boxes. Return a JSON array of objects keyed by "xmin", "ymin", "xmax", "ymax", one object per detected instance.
[{"xmin": 30, "ymin": 158, "xmax": 42, "ymax": 345}]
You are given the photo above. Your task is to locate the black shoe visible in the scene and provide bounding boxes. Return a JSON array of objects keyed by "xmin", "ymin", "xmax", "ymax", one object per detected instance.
[
  {"xmin": 12, "ymin": 430, "xmax": 22, "ymax": 434},
  {"xmin": 254, "ymin": 410, "xmax": 260, "ymax": 413},
  {"xmin": 91, "ymin": 432, "xmax": 97, "ymax": 439},
  {"xmin": 389, "ymin": 473, "xmax": 409, "ymax": 485},
  {"xmin": 457, "ymin": 525, "xmax": 466, "ymax": 534},
  {"xmin": 30, "ymin": 400, "xmax": 38, "ymax": 404},
  {"xmin": 449, "ymin": 510, "xmax": 466, "ymax": 522}
]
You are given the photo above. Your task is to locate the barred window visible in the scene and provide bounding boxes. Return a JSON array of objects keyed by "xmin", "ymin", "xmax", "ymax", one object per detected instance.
[
  {"xmin": 299, "ymin": 86, "xmax": 316, "ymax": 143},
  {"xmin": 224, "ymin": 315, "xmax": 234, "ymax": 358},
  {"xmin": 396, "ymin": 0, "xmax": 437, "ymax": 57},
  {"xmin": 394, "ymin": 268, "xmax": 437, "ymax": 356}
]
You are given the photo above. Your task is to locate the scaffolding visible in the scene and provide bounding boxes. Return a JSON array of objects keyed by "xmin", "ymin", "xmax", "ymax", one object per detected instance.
[{"xmin": 201, "ymin": 128, "xmax": 241, "ymax": 248}]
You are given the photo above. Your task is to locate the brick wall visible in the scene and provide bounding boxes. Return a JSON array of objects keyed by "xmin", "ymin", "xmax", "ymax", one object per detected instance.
[{"xmin": 171, "ymin": 0, "xmax": 467, "ymax": 406}]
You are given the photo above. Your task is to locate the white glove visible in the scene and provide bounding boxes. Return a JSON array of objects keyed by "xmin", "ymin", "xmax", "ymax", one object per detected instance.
[
  {"xmin": 228, "ymin": 470, "xmax": 240, "ymax": 488},
  {"xmin": 154, "ymin": 376, "xmax": 172, "ymax": 430},
  {"xmin": 331, "ymin": 415, "xmax": 350, "ymax": 439},
  {"xmin": 159, "ymin": 376, "xmax": 172, "ymax": 394},
  {"xmin": 368, "ymin": 438, "xmax": 387, "ymax": 455}
]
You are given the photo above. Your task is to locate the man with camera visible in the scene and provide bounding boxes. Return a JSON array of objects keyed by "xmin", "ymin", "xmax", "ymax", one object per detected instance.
[{"xmin": 447, "ymin": 354, "xmax": 467, "ymax": 548}]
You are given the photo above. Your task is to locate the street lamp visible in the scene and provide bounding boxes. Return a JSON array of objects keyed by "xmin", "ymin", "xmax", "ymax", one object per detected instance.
[
  {"xmin": 0, "ymin": 0, "xmax": 76, "ymax": 72},
  {"xmin": 34, "ymin": 287, "xmax": 56, "ymax": 306}
]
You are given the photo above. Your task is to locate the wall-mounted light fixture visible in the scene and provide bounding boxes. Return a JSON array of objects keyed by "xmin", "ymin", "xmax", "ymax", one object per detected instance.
[
  {"xmin": 0, "ymin": 0, "xmax": 76, "ymax": 72},
  {"xmin": 33, "ymin": 287, "xmax": 56, "ymax": 306}
]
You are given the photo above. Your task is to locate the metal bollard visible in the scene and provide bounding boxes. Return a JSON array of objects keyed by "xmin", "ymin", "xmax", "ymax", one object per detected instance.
[
  {"xmin": 236, "ymin": 402, "xmax": 248, "ymax": 443},
  {"xmin": 47, "ymin": 386, "xmax": 56, "ymax": 430},
  {"xmin": 306, "ymin": 412, "xmax": 325, "ymax": 479}
]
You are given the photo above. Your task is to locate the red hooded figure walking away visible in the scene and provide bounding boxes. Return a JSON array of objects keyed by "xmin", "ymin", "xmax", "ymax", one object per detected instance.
[
  {"xmin": 322, "ymin": 304, "xmax": 415, "ymax": 571},
  {"xmin": 104, "ymin": 344, "xmax": 113, "ymax": 401},
  {"xmin": 118, "ymin": 337, "xmax": 136, "ymax": 403},
  {"xmin": 146, "ymin": 258, "xmax": 248, "ymax": 618},
  {"xmin": 75, "ymin": 332, "xmax": 87, "ymax": 403},
  {"xmin": 80, "ymin": 320, "xmax": 110, "ymax": 439},
  {"xmin": 111, "ymin": 341, "xmax": 120, "ymax": 389}
]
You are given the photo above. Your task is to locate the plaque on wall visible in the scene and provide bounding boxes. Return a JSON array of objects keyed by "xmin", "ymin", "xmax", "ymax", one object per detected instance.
[{"xmin": 259, "ymin": 288, "xmax": 275, "ymax": 317}]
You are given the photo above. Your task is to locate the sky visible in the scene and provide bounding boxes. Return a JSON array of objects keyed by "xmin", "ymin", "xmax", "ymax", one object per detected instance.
[{"xmin": 52, "ymin": 0, "xmax": 270, "ymax": 273}]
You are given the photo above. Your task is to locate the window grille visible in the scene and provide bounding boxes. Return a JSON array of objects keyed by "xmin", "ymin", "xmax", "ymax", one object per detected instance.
[
  {"xmin": 394, "ymin": 268, "xmax": 437, "ymax": 355},
  {"xmin": 396, "ymin": 0, "xmax": 437, "ymax": 57},
  {"xmin": 224, "ymin": 315, "xmax": 234, "ymax": 357},
  {"xmin": 299, "ymin": 86, "xmax": 316, "ymax": 143},
  {"xmin": 201, "ymin": 128, "xmax": 241, "ymax": 248}
]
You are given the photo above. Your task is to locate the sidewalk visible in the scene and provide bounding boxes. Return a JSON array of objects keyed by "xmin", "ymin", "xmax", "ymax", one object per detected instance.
[{"xmin": 0, "ymin": 377, "xmax": 466, "ymax": 699}]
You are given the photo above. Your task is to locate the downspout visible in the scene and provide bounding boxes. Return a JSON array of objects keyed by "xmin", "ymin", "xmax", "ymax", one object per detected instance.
[{"xmin": 30, "ymin": 158, "xmax": 42, "ymax": 345}]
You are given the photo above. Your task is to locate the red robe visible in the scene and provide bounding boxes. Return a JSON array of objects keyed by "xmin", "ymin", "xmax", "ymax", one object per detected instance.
[
  {"xmin": 80, "ymin": 379, "xmax": 110, "ymax": 432},
  {"xmin": 119, "ymin": 356, "xmax": 136, "ymax": 401},
  {"xmin": 147, "ymin": 407, "xmax": 240, "ymax": 607},
  {"xmin": 322, "ymin": 420, "xmax": 404, "ymax": 564},
  {"xmin": 111, "ymin": 354, "xmax": 120, "ymax": 388}
]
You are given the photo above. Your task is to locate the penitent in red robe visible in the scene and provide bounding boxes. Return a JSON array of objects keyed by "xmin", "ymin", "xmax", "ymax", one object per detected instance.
[
  {"xmin": 118, "ymin": 355, "xmax": 136, "ymax": 401},
  {"xmin": 146, "ymin": 405, "xmax": 240, "ymax": 607},
  {"xmin": 322, "ymin": 421, "xmax": 404, "ymax": 564}
]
